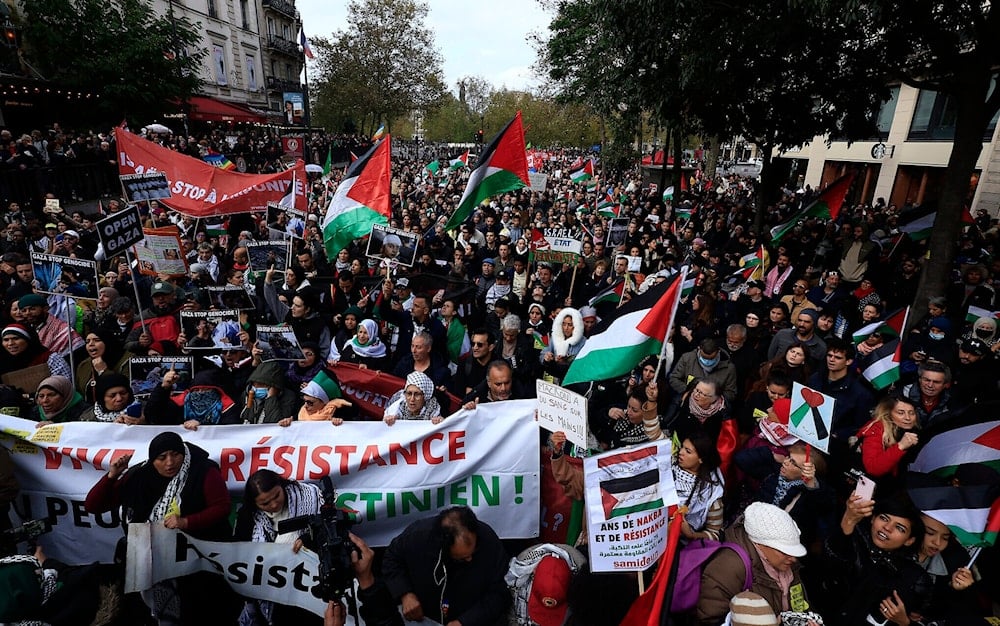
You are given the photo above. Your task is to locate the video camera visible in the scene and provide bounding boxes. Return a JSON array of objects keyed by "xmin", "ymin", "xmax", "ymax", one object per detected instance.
[
  {"xmin": 277, "ymin": 476, "xmax": 359, "ymax": 602},
  {"xmin": 1, "ymin": 518, "xmax": 51, "ymax": 555}
]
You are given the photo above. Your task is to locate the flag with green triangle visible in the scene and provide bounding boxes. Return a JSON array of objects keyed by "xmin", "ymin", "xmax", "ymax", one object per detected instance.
[
  {"xmin": 570, "ymin": 159, "xmax": 594, "ymax": 183},
  {"xmin": 449, "ymin": 150, "xmax": 469, "ymax": 171},
  {"xmin": 425, "ymin": 159, "xmax": 441, "ymax": 176},
  {"xmin": 322, "ymin": 136, "xmax": 391, "ymax": 259},
  {"xmin": 322, "ymin": 147, "xmax": 332, "ymax": 177},
  {"xmin": 444, "ymin": 112, "xmax": 529, "ymax": 231},
  {"xmin": 770, "ymin": 173, "xmax": 856, "ymax": 243}
]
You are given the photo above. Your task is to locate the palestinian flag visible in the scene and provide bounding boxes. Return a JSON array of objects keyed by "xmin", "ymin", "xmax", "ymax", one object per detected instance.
[
  {"xmin": 531, "ymin": 330, "xmax": 549, "ymax": 350},
  {"xmin": 563, "ymin": 271, "xmax": 683, "ymax": 385},
  {"xmin": 598, "ymin": 446, "xmax": 665, "ymax": 519},
  {"xmin": 966, "ymin": 305, "xmax": 1000, "ymax": 325},
  {"xmin": 898, "ymin": 205, "xmax": 974, "ymax": 241},
  {"xmin": 770, "ymin": 173, "xmax": 855, "ymax": 243},
  {"xmin": 853, "ymin": 307, "xmax": 907, "ymax": 343},
  {"xmin": 909, "ymin": 483, "xmax": 1000, "ymax": 547},
  {"xmin": 597, "ymin": 193, "xmax": 620, "ymax": 218},
  {"xmin": 588, "ymin": 277, "xmax": 627, "ymax": 309},
  {"xmin": 736, "ymin": 246, "xmax": 769, "ymax": 281},
  {"xmin": 681, "ymin": 269, "xmax": 699, "ymax": 298},
  {"xmin": 449, "ymin": 150, "xmax": 469, "ymax": 171},
  {"xmin": 910, "ymin": 420, "xmax": 1000, "ymax": 477},
  {"xmin": 861, "ymin": 338, "xmax": 902, "ymax": 390},
  {"xmin": 322, "ymin": 147, "xmax": 332, "ymax": 177},
  {"xmin": 674, "ymin": 201, "xmax": 694, "ymax": 221},
  {"xmin": 619, "ymin": 505, "xmax": 685, "ymax": 626},
  {"xmin": 570, "ymin": 159, "xmax": 594, "ymax": 183},
  {"xmin": 424, "ymin": 159, "xmax": 441, "ymax": 176},
  {"xmin": 444, "ymin": 112, "xmax": 529, "ymax": 231},
  {"xmin": 322, "ymin": 136, "xmax": 391, "ymax": 260}
]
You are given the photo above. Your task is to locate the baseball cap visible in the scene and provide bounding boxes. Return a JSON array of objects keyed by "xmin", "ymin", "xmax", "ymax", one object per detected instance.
[
  {"xmin": 961, "ymin": 338, "xmax": 989, "ymax": 357},
  {"xmin": 747, "ymin": 279, "xmax": 765, "ymax": 290},
  {"xmin": 527, "ymin": 556, "xmax": 573, "ymax": 626},
  {"xmin": 395, "ymin": 277, "xmax": 410, "ymax": 288},
  {"xmin": 151, "ymin": 281, "xmax": 174, "ymax": 295},
  {"xmin": 495, "ymin": 269, "xmax": 511, "ymax": 280}
]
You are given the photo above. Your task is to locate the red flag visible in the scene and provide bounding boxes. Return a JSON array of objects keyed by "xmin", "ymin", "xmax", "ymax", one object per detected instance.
[{"xmin": 619, "ymin": 509, "xmax": 685, "ymax": 626}]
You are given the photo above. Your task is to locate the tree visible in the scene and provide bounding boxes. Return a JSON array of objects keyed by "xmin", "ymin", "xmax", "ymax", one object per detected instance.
[
  {"xmin": 311, "ymin": 0, "xmax": 446, "ymax": 136},
  {"xmin": 817, "ymin": 1, "xmax": 1000, "ymax": 319},
  {"xmin": 19, "ymin": 0, "xmax": 203, "ymax": 121}
]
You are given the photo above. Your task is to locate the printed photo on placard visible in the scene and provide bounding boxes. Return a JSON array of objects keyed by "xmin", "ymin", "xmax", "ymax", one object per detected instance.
[
  {"xmin": 29, "ymin": 252, "xmax": 99, "ymax": 300},
  {"xmin": 245, "ymin": 240, "xmax": 290, "ymax": 272},
  {"xmin": 206, "ymin": 285, "xmax": 256, "ymax": 310},
  {"xmin": 266, "ymin": 202, "xmax": 305, "ymax": 239},
  {"xmin": 255, "ymin": 325, "xmax": 305, "ymax": 361},
  {"xmin": 180, "ymin": 310, "xmax": 242, "ymax": 350},
  {"xmin": 129, "ymin": 356, "xmax": 193, "ymax": 398},
  {"xmin": 365, "ymin": 223, "xmax": 419, "ymax": 267},
  {"xmin": 120, "ymin": 172, "xmax": 172, "ymax": 202},
  {"xmin": 606, "ymin": 218, "xmax": 629, "ymax": 248},
  {"xmin": 133, "ymin": 227, "xmax": 188, "ymax": 276}
]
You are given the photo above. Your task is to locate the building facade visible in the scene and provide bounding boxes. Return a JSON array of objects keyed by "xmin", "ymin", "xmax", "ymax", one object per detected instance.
[{"xmin": 775, "ymin": 83, "xmax": 1000, "ymax": 215}]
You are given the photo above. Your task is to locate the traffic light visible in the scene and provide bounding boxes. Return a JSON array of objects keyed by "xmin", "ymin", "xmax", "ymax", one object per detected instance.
[
  {"xmin": 2, "ymin": 24, "xmax": 16, "ymax": 49},
  {"xmin": 475, "ymin": 129, "xmax": 484, "ymax": 143}
]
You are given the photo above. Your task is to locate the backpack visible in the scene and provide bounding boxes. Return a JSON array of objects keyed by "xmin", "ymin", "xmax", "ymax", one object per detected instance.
[{"xmin": 670, "ymin": 539, "xmax": 753, "ymax": 614}]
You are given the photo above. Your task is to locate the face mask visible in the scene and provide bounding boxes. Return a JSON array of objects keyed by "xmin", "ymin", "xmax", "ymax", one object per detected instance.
[
  {"xmin": 975, "ymin": 328, "xmax": 992, "ymax": 339},
  {"xmin": 252, "ymin": 387, "xmax": 268, "ymax": 400},
  {"xmin": 698, "ymin": 355, "xmax": 720, "ymax": 370},
  {"xmin": 929, "ymin": 331, "xmax": 945, "ymax": 341}
]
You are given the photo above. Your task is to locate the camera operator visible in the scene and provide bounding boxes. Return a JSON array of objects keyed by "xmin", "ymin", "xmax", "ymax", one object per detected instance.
[{"xmin": 324, "ymin": 532, "xmax": 403, "ymax": 626}]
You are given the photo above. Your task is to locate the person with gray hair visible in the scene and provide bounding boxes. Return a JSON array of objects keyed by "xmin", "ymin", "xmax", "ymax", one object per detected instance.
[{"xmin": 497, "ymin": 314, "xmax": 539, "ymax": 388}]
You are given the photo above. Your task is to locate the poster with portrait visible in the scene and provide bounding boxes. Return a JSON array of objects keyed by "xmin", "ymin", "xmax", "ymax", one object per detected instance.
[
  {"xmin": 265, "ymin": 202, "xmax": 304, "ymax": 239},
  {"xmin": 129, "ymin": 356, "xmax": 193, "ymax": 398},
  {"xmin": 606, "ymin": 218, "xmax": 629, "ymax": 248},
  {"xmin": 281, "ymin": 93, "xmax": 304, "ymax": 125},
  {"xmin": 245, "ymin": 240, "xmax": 290, "ymax": 273},
  {"xmin": 255, "ymin": 325, "xmax": 305, "ymax": 361},
  {"xmin": 120, "ymin": 172, "xmax": 172, "ymax": 203},
  {"xmin": 206, "ymin": 285, "xmax": 256, "ymax": 310},
  {"xmin": 365, "ymin": 223, "xmax": 418, "ymax": 268},
  {"xmin": 133, "ymin": 227, "xmax": 188, "ymax": 277},
  {"xmin": 179, "ymin": 310, "xmax": 242, "ymax": 350},
  {"xmin": 29, "ymin": 252, "xmax": 99, "ymax": 300}
]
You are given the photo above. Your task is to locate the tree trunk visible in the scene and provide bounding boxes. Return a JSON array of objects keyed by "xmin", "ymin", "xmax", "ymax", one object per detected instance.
[
  {"xmin": 658, "ymin": 127, "xmax": 671, "ymax": 196},
  {"xmin": 705, "ymin": 135, "xmax": 720, "ymax": 180},
  {"xmin": 673, "ymin": 131, "xmax": 684, "ymax": 202},
  {"xmin": 910, "ymin": 76, "xmax": 993, "ymax": 329},
  {"xmin": 753, "ymin": 142, "xmax": 774, "ymax": 236}
]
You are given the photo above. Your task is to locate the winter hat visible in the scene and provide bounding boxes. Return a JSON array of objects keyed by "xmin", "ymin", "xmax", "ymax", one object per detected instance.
[
  {"xmin": 1, "ymin": 324, "xmax": 32, "ymax": 341},
  {"xmin": 302, "ymin": 370, "xmax": 343, "ymax": 404},
  {"xmin": 579, "ymin": 306, "xmax": 599, "ymax": 321},
  {"xmin": 729, "ymin": 591, "xmax": 779, "ymax": 626},
  {"xmin": 17, "ymin": 294, "xmax": 46, "ymax": 309},
  {"xmin": 743, "ymin": 502, "xmax": 806, "ymax": 557},
  {"xmin": 527, "ymin": 556, "xmax": 573, "ymax": 626},
  {"xmin": 928, "ymin": 316, "xmax": 952, "ymax": 334},
  {"xmin": 798, "ymin": 308, "xmax": 819, "ymax": 323}
]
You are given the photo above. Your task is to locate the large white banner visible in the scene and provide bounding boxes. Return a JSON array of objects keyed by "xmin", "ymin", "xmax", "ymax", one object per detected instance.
[
  {"xmin": 0, "ymin": 401, "xmax": 540, "ymax": 564},
  {"xmin": 583, "ymin": 440, "xmax": 677, "ymax": 572}
]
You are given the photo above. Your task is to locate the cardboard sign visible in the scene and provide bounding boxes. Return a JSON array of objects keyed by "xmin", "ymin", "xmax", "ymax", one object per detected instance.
[
  {"xmin": 29, "ymin": 252, "xmax": 99, "ymax": 300},
  {"xmin": 527, "ymin": 172, "xmax": 549, "ymax": 192},
  {"xmin": 365, "ymin": 223, "xmax": 419, "ymax": 268},
  {"xmin": 120, "ymin": 172, "xmax": 172, "ymax": 202},
  {"xmin": 788, "ymin": 382, "xmax": 835, "ymax": 453},
  {"xmin": 129, "ymin": 356, "xmax": 193, "ymax": 397},
  {"xmin": 256, "ymin": 324, "xmax": 305, "ymax": 360},
  {"xmin": 530, "ymin": 228, "xmax": 583, "ymax": 265},
  {"xmin": 536, "ymin": 380, "xmax": 588, "ymax": 449},
  {"xmin": 97, "ymin": 204, "xmax": 144, "ymax": 257}
]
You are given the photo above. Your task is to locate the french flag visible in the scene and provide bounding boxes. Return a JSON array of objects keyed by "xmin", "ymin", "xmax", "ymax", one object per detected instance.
[{"xmin": 300, "ymin": 28, "xmax": 315, "ymax": 60}]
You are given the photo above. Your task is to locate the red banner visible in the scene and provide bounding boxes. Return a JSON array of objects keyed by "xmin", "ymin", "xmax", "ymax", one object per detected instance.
[
  {"xmin": 116, "ymin": 129, "xmax": 307, "ymax": 217},
  {"xmin": 327, "ymin": 362, "xmax": 463, "ymax": 420}
]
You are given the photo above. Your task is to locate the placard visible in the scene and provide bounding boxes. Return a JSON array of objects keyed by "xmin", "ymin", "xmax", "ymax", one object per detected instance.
[
  {"xmin": 29, "ymin": 252, "xmax": 99, "ymax": 300},
  {"xmin": 529, "ymin": 228, "xmax": 583, "ymax": 265},
  {"xmin": 256, "ymin": 324, "xmax": 305, "ymax": 360},
  {"xmin": 97, "ymin": 204, "xmax": 144, "ymax": 257},
  {"xmin": 206, "ymin": 285, "xmax": 256, "ymax": 310},
  {"xmin": 365, "ymin": 223, "xmax": 419, "ymax": 267},
  {"xmin": 120, "ymin": 172, "xmax": 172, "ymax": 202},
  {"xmin": 788, "ymin": 382, "xmax": 835, "ymax": 453},
  {"xmin": 536, "ymin": 380, "xmax": 588, "ymax": 449},
  {"xmin": 606, "ymin": 218, "xmax": 629, "ymax": 248},
  {"xmin": 245, "ymin": 240, "xmax": 290, "ymax": 272},
  {"xmin": 180, "ymin": 310, "xmax": 242, "ymax": 349},
  {"xmin": 128, "ymin": 356, "xmax": 193, "ymax": 397},
  {"xmin": 133, "ymin": 226, "xmax": 187, "ymax": 276},
  {"xmin": 527, "ymin": 172, "xmax": 549, "ymax": 192},
  {"xmin": 583, "ymin": 440, "xmax": 677, "ymax": 572}
]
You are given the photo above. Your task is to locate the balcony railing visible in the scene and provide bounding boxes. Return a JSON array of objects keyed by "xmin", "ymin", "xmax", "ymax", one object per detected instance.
[
  {"xmin": 262, "ymin": 0, "xmax": 297, "ymax": 20},
  {"xmin": 266, "ymin": 76, "xmax": 302, "ymax": 93},
  {"xmin": 266, "ymin": 35, "xmax": 300, "ymax": 57}
]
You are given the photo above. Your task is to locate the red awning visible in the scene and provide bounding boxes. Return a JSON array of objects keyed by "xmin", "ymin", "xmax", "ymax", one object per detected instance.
[{"xmin": 186, "ymin": 96, "xmax": 267, "ymax": 124}]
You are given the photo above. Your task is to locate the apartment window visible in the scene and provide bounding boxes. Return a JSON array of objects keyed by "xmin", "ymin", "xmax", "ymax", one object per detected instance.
[
  {"xmin": 909, "ymin": 77, "xmax": 1000, "ymax": 141},
  {"xmin": 285, "ymin": 63, "xmax": 293, "ymax": 81},
  {"xmin": 267, "ymin": 18, "xmax": 275, "ymax": 36},
  {"xmin": 240, "ymin": 0, "xmax": 250, "ymax": 29},
  {"xmin": 282, "ymin": 24, "xmax": 290, "ymax": 41},
  {"xmin": 207, "ymin": 0, "xmax": 218, "ymax": 18},
  {"xmin": 875, "ymin": 86, "xmax": 899, "ymax": 136}
]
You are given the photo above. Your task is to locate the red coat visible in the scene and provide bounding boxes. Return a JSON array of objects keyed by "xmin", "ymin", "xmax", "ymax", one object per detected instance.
[{"xmin": 857, "ymin": 419, "xmax": 907, "ymax": 478}]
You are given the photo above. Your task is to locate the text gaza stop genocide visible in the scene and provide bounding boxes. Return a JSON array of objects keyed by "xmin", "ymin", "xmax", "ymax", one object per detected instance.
[{"xmin": 41, "ymin": 430, "xmax": 469, "ymax": 482}]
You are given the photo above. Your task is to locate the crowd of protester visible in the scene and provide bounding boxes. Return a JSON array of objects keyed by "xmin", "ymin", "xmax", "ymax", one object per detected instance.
[{"xmin": 0, "ymin": 123, "xmax": 998, "ymax": 625}]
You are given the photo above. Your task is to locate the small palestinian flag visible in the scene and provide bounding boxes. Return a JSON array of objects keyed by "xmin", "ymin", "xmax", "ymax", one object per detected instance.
[
  {"xmin": 425, "ymin": 159, "xmax": 441, "ymax": 176},
  {"xmin": 570, "ymin": 159, "xmax": 594, "ymax": 183},
  {"xmin": 909, "ymin": 483, "xmax": 1000, "ymax": 547},
  {"xmin": 531, "ymin": 329, "xmax": 549, "ymax": 350},
  {"xmin": 588, "ymin": 278, "xmax": 627, "ymax": 308},
  {"xmin": 853, "ymin": 307, "xmax": 907, "ymax": 344},
  {"xmin": 449, "ymin": 150, "xmax": 469, "ymax": 171},
  {"xmin": 598, "ymin": 447, "xmax": 664, "ymax": 519},
  {"xmin": 966, "ymin": 305, "xmax": 1000, "ymax": 325},
  {"xmin": 770, "ymin": 173, "xmax": 855, "ymax": 243},
  {"xmin": 597, "ymin": 193, "xmax": 621, "ymax": 219}
]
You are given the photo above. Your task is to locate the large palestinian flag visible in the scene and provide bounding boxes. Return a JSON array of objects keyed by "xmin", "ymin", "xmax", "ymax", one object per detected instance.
[
  {"xmin": 444, "ymin": 112, "xmax": 529, "ymax": 230},
  {"xmin": 563, "ymin": 272, "xmax": 683, "ymax": 385},
  {"xmin": 770, "ymin": 173, "xmax": 855, "ymax": 243},
  {"xmin": 322, "ymin": 136, "xmax": 391, "ymax": 259}
]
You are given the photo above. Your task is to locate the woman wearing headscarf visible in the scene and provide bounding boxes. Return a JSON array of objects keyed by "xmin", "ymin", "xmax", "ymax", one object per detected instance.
[
  {"xmin": 33, "ymin": 376, "xmax": 86, "ymax": 426},
  {"xmin": 240, "ymin": 361, "xmax": 298, "ymax": 426},
  {"xmin": 286, "ymin": 342, "xmax": 324, "ymax": 390},
  {"xmin": 263, "ymin": 268, "xmax": 331, "ymax": 361},
  {"xmin": 298, "ymin": 370, "xmax": 354, "ymax": 425},
  {"xmin": 145, "ymin": 368, "xmax": 239, "ymax": 429},
  {"xmin": 383, "ymin": 371, "xmax": 443, "ymax": 426},
  {"xmin": 339, "ymin": 319, "xmax": 389, "ymax": 371},
  {"xmin": 539, "ymin": 307, "xmax": 586, "ymax": 385},
  {"xmin": 233, "ymin": 469, "xmax": 324, "ymax": 626},
  {"xmin": 0, "ymin": 323, "xmax": 71, "ymax": 387},
  {"xmin": 328, "ymin": 306, "xmax": 362, "ymax": 363},
  {"xmin": 79, "ymin": 373, "xmax": 134, "ymax": 423},
  {"xmin": 84, "ymin": 432, "xmax": 237, "ymax": 625},
  {"xmin": 74, "ymin": 328, "xmax": 130, "ymax": 402}
]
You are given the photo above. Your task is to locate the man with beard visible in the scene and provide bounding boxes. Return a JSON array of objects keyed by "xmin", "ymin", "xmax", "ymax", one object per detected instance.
[
  {"xmin": 18, "ymin": 293, "xmax": 85, "ymax": 356},
  {"xmin": 124, "ymin": 281, "xmax": 183, "ymax": 356}
]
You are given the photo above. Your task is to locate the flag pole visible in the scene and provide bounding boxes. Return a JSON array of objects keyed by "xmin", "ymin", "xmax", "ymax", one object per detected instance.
[{"xmin": 654, "ymin": 266, "xmax": 687, "ymax": 381}]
